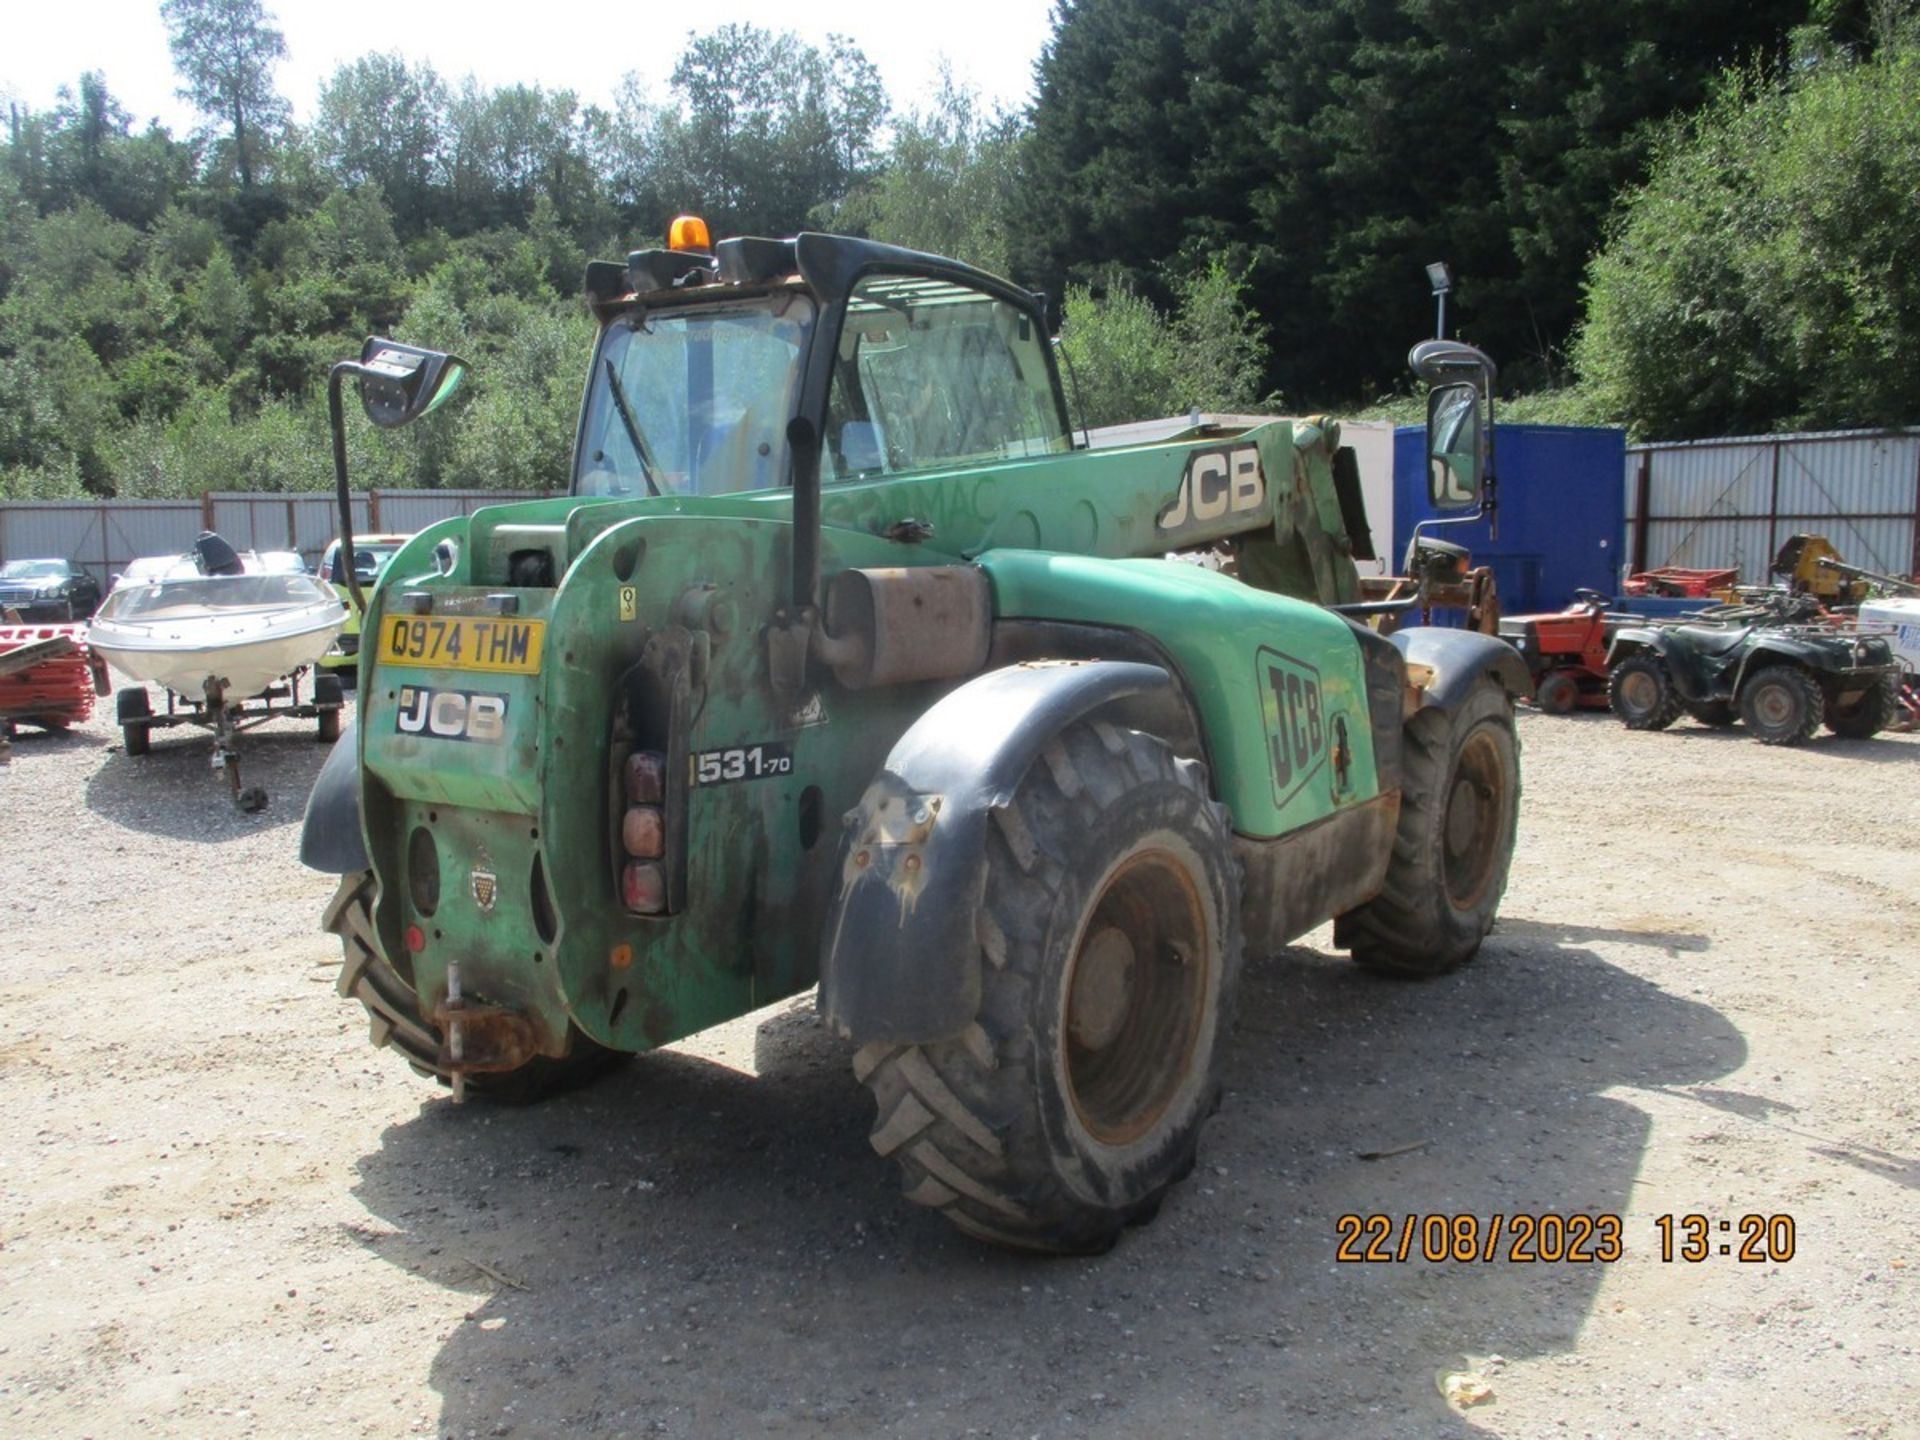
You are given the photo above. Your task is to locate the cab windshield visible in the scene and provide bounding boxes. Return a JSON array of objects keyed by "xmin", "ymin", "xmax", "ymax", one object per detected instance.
[{"xmin": 574, "ymin": 292, "xmax": 816, "ymax": 497}]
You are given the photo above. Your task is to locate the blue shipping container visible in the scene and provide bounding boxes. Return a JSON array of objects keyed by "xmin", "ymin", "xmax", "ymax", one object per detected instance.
[{"xmin": 1393, "ymin": 423, "xmax": 1626, "ymax": 616}]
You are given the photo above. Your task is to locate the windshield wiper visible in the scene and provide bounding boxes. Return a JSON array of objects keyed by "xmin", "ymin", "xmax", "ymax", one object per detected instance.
[{"xmin": 602, "ymin": 359, "xmax": 662, "ymax": 497}]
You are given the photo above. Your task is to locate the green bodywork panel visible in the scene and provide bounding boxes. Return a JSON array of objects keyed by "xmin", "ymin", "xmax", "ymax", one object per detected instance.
[
  {"xmin": 979, "ymin": 550, "xmax": 1379, "ymax": 836},
  {"xmin": 353, "ymin": 416, "xmax": 1377, "ymax": 1055}
]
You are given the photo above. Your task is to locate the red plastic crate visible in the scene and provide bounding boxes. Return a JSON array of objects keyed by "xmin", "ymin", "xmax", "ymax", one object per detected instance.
[{"xmin": 0, "ymin": 623, "xmax": 103, "ymax": 727}]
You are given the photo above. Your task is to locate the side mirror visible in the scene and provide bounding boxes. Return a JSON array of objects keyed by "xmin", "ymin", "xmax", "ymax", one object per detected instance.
[
  {"xmin": 1425, "ymin": 381, "xmax": 1484, "ymax": 511},
  {"xmin": 354, "ymin": 337, "xmax": 468, "ymax": 430},
  {"xmin": 329, "ymin": 338, "xmax": 469, "ymax": 619}
]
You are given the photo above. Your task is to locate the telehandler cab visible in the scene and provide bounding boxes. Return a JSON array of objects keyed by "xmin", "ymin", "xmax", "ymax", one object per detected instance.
[{"xmin": 302, "ymin": 224, "xmax": 1528, "ymax": 1252}]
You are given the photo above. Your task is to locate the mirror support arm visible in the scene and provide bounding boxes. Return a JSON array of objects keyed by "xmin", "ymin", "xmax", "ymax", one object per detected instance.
[
  {"xmin": 327, "ymin": 361, "xmax": 371, "ymax": 619},
  {"xmin": 1484, "ymin": 386, "xmax": 1499, "ymax": 541}
]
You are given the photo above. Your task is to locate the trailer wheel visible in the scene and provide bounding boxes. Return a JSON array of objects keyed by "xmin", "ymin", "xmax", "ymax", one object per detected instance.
[
  {"xmin": 1609, "ymin": 653, "xmax": 1683, "ymax": 730},
  {"xmin": 855, "ymin": 722, "xmax": 1242, "ymax": 1254},
  {"xmin": 313, "ymin": 673, "xmax": 344, "ymax": 744},
  {"xmin": 1337, "ymin": 677, "xmax": 1519, "ymax": 978},
  {"xmin": 1824, "ymin": 676, "xmax": 1895, "ymax": 740},
  {"xmin": 1739, "ymin": 664, "xmax": 1823, "ymax": 745},
  {"xmin": 116, "ymin": 686, "xmax": 152, "ymax": 757},
  {"xmin": 324, "ymin": 870, "xmax": 624, "ymax": 1102}
]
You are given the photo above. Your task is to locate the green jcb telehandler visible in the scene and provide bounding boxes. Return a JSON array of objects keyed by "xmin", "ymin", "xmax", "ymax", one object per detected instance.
[{"xmin": 301, "ymin": 224, "xmax": 1529, "ymax": 1253}]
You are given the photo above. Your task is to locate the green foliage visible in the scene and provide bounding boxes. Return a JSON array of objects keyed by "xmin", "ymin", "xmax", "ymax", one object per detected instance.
[
  {"xmin": 15, "ymin": 11, "xmax": 1891, "ymax": 502},
  {"xmin": 1058, "ymin": 260, "xmax": 1272, "ymax": 429},
  {"xmin": 832, "ymin": 70, "xmax": 1024, "ymax": 277},
  {"xmin": 313, "ymin": 54, "xmax": 447, "ymax": 228},
  {"xmin": 653, "ymin": 26, "xmax": 890, "ymax": 237},
  {"xmin": 160, "ymin": 0, "xmax": 291, "ymax": 189},
  {"xmin": 0, "ymin": 24, "xmax": 908, "ymax": 499},
  {"xmin": 1057, "ymin": 279, "xmax": 1177, "ymax": 430},
  {"xmin": 1575, "ymin": 41, "xmax": 1920, "ymax": 437},
  {"xmin": 1026, "ymin": 0, "xmax": 1808, "ymax": 405},
  {"xmin": 104, "ymin": 389, "xmax": 322, "ymax": 496},
  {"xmin": 1170, "ymin": 261, "xmax": 1272, "ymax": 417}
]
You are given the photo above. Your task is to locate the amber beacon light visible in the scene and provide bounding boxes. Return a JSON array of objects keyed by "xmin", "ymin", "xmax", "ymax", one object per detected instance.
[{"xmin": 668, "ymin": 215, "xmax": 711, "ymax": 252}]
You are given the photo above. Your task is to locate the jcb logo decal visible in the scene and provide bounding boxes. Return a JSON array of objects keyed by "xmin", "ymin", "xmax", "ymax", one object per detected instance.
[
  {"xmin": 396, "ymin": 686, "xmax": 508, "ymax": 744},
  {"xmin": 1158, "ymin": 445, "xmax": 1265, "ymax": 533},
  {"xmin": 1257, "ymin": 647, "xmax": 1326, "ymax": 808}
]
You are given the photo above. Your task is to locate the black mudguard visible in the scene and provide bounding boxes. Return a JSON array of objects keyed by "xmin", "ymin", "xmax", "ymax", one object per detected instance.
[
  {"xmin": 300, "ymin": 723, "xmax": 368, "ymax": 873},
  {"xmin": 817, "ymin": 660, "xmax": 1173, "ymax": 1046},
  {"xmin": 1391, "ymin": 625, "xmax": 1533, "ymax": 708}
]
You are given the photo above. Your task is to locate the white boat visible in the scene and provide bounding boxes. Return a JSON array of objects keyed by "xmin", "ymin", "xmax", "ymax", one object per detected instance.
[
  {"xmin": 88, "ymin": 537, "xmax": 347, "ymax": 700},
  {"xmin": 1859, "ymin": 596, "xmax": 1920, "ymax": 677}
]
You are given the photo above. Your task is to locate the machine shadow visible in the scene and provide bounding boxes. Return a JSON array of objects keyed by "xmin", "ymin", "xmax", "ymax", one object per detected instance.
[
  {"xmin": 1624, "ymin": 726, "xmax": 1920, "ymax": 762},
  {"xmin": 347, "ymin": 925, "xmax": 1744, "ymax": 1439},
  {"xmin": 83, "ymin": 714, "xmax": 343, "ymax": 839}
]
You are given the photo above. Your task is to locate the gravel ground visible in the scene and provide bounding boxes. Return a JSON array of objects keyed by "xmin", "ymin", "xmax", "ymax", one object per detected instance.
[{"xmin": 1, "ymin": 681, "xmax": 1916, "ymax": 1439}]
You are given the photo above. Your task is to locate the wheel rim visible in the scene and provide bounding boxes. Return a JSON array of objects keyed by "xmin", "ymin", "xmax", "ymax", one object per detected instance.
[
  {"xmin": 1063, "ymin": 848, "xmax": 1209, "ymax": 1147},
  {"xmin": 1618, "ymin": 669, "xmax": 1658, "ymax": 718},
  {"xmin": 1750, "ymin": 681, "xmax": 1794, "ymax": 730},
  {"xmin": 1442, "ymin": 729, "xmax": 1508, "ymax": 911}
]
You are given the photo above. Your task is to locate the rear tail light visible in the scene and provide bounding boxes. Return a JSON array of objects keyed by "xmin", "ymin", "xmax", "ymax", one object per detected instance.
[
  {"xmin": 625, "ymin": 751, "xmax": 665, "ymax": 803},
  {"xmin": 622, "ymin": 805, "xmax": 664, "ymax": 858},
  {"xmin": 620, "ymin": 750, "xmax": 670, "ymax": 913},
  {"xmin": 622, "ymin": 861, "xmax": 667, "ymax": 913}
]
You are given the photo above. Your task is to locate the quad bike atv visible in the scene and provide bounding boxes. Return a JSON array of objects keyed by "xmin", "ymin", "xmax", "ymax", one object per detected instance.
[
  {"xmin": 1607, "ymin": 592, "xmax": 1900, "ymax": 744},
  {"xmin": 300, "ymin": 224, "xmax": 1528, "ymax": 1253}
]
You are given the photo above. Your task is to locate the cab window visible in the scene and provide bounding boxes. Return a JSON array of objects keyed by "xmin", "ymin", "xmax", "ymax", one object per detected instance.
[
  {"xmin": 824, "ymin": 275, "xmax": 1069, "ymax": 482},
  {"xmin": 575, "ymin": 292, "xmax": 815, "ymax": 497}
]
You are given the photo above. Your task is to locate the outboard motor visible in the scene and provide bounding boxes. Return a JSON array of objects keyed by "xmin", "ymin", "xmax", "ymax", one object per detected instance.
[{"xmin": 194, "ymin": 531, "xmax": 245, "ymax": 576}]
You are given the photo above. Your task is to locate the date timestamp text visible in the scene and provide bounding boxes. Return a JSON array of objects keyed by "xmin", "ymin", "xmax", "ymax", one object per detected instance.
[{"xmin": 1335, "ymin": 1213, "xmax": 1797, "ymax": 1264}]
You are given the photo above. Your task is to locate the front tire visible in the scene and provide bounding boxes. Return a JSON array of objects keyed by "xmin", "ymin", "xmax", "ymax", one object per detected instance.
[
  {"xmin": 1534, "ymin": 670, "xmax": 1579, "ymax": 715},
  {"xmin": 1609, "ymin": 653, "xmax": 1682, "ymax": 730},
  {"xmin": 855, "ymin": 722, "xmax": 1242, "ymax": 1254},
  {"xmin": 1738, "ymin": 664, "xmax": 1823, "ymax": 745},
  {"xmin": 324, "ymin": 870, "xmax": 622, "ymax": 1102},
  {"xmin": 1337, "ymin": 678, "xmax": 1520, "ymax": 977}
]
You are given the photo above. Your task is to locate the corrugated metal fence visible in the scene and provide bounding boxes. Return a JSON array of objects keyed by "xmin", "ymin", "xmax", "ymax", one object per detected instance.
[
  {"xmin": 1627, "ymin": 428, "xmax": 1920, "ymax": 583},
  {"xmin": 0, "ymin": 490, "xmax": 551, "ymax": 585}
]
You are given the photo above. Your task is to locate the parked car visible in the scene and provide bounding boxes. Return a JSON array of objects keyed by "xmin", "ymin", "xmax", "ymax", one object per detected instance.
[
  {"xmin": 0, "ymin": 558, "xmax": 103, "ymax": 621},
  {"xmin": 315, "ymin": 533, "xmax": 412, "ymax": 672}
]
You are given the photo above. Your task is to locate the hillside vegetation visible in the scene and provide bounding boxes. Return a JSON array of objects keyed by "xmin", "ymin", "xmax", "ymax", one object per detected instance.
[{"xmin": 2, "ymin": 0, "xmax": 1915, "ymax": 499}]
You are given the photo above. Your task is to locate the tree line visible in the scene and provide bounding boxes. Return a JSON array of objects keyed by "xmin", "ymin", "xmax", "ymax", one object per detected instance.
[{"xmin": 2, "ymin": 0, "xmax": 1915, "ymax": 500}]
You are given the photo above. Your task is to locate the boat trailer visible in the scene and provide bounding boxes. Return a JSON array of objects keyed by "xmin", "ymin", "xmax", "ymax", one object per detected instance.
[{"xmin": 119, "ymin": 667, "xmax": 345, "ymax": 810}]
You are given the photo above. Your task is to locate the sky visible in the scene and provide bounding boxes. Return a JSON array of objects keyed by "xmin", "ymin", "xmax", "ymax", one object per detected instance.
[{"xmin": 1, "ymin": 0, "xmax": 1060, "ymax": 134}]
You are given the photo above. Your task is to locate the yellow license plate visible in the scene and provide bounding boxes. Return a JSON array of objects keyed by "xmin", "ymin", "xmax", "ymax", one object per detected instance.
[{"xmin": 377, "ymin": 615, "xmax": 545, "ymax": 674}]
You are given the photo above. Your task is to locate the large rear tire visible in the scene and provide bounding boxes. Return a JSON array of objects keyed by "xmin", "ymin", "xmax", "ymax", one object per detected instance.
[
  {"xmin": 1824, "ymin": 676, "xmax": 1895, "ymax": 740},
  {"xmin": 324, "ymin": 870, "xmax": 623, "ymax": 1102},
  {"xmin": 855, "ymin": 721, "xmax": 1242, "ymax": 1254},
  {"xmin": 1738, "ymin": 664, "xmax": 1822, "ymax": 745},
  {"xmin": 1337, "ymin": 678, "xmax": 1520, "ymax": 977}
]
